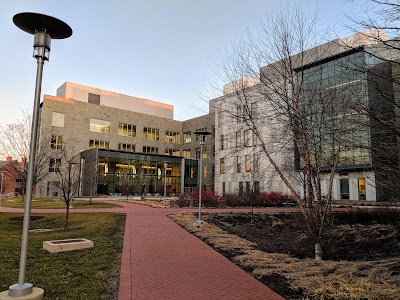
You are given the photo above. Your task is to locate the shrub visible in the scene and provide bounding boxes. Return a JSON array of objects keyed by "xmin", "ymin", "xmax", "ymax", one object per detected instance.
[
  {"xmin": 223, "ymin": 193, "xmax": 250, "ymax": 207},
  {"xmin": 190, "ymin": 191, "xmax": 223, "ymax": 208},
  {"xmin": 255, "ymin": 191, "xmax": 296, "ymax": 207}
]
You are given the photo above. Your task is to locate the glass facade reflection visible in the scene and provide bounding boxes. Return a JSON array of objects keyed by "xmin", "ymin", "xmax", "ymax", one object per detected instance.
[
  {"xmin": 297, "ymin": 51, "xmax": 371, "ymax": 169},
  {"xmin": 80, "ymin": 149, "xmax": 198, "ymax": 196}
]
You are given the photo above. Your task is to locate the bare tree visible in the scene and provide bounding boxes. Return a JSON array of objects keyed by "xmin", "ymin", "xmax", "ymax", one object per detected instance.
[
  {"xmin": 118, "ymin": 175, "xmax": 135, "ymax": 200},
  {"xmin": 211, "ymin": 7, "xmax": 363, "ymax": 259},
  {"xmin": 0, "ymin": 111, "xmax": 52, "ymax": 197},
  {"xmin": 52, "ymin": 140, "xmax": 80, "ymax": 229}
]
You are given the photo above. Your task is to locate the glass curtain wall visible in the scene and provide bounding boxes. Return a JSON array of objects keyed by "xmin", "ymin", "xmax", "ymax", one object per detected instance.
[
  {"xmin": 297, "ymin": 51, "xmax": 371, "ymax": 169},
  {"xmin": 92, "ymin": 150, "xmax": 197, "ymax": 196}
]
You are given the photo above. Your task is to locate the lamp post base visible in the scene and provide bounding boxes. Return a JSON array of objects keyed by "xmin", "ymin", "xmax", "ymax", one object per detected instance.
[{"xmin": 0, "ymin": 286, "xmax": 43, "ymax": 299}]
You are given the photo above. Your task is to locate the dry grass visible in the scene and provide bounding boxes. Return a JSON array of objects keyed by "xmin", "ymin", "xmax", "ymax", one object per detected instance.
[
  {"xmin": 170, "ymin": 212, "xmax": 400, "ymax": 300},
  {"xmin": 130, "ymin": 198, "xmax": 179, "ymax": 208}
]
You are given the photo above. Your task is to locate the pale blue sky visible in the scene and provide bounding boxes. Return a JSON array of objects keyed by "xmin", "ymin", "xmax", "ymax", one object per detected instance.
[{"xmin": 1, "ymin": 0, "xmax": 371, "ymax": 126}]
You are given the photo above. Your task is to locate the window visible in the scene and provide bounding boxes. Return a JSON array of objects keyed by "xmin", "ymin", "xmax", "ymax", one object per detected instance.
[
  {"xmin": 89, "ymin": 139, "xmax": 109, "ymax": 149},
  {"xmin": 165, "ymin": 131, "xmax": 180, "ymax": 143},
  {"xmin": 118, "ymin": 123, "xmax": 136, "ymax": 137},
  {"xmin": 236, "ymin": 156, "xmax": 241, "ymax": 173},
  {"xmin": 183, "ymin": 131, "xmax": 191, "ymax": 143},
  {"xmin": 195, "ymin": 147, "xmax": 208, "ymax": 159},
  {"xmin": 239, "ymin": 182, "xmax": 244, "ymax": 194},
  {"xmin": 251, "ymin": 102, "xmax": 257, "ymax": 118},
  {"xmin": 165, "ymin": 148, "xmax": 180, "ymax": 156},
  {"xmin": 358, "ymin": 178, "xmax": 366, "ymax": 200},
  {"xmin": 236, "ymin": 131, "xmax": 241, "ymax": 148},
  {"xmin": 49, "ymin": 158, "xmax": 61, "ymax": 173},
  {"xmin": 254, "ymin": 181, "xmax": 260, "ymax": 194},
  {"xmin": 253, "ymin": 132, "xmax": 258, "ymax": 146},
  {"xmin": 222, "ymin": 182, "xmax": 226, "ymax": 194},
  {"xmin": 202, "ymin": 147, "xmax": 208, "ymax": 159},
  {"xmin": 51, "ymin": 135, "xmax": 62, "ymax": 149},
  {"xmin": 245, "ymin": 155, "xmax": 251, "ymax": 172},
  {"xmin": 52, "ymin": 112, "xmax": 64, "ymax": 127},
  {"xmin": 244, "ymin": 130, "xmax": 251, "ymax": 146},
  {"xmin": 246, "ymin": 181, "xmax": 251, "ymax": 193},
  {"xmin": 143, "ymin": 127, "xmax": 159, "ymax": 140},
  {"xmin": 237, "ymin": 105, "xmax": 242, "ymax": 123},
  {"xmin": 220, "ymin": 135, "xmax": 225, "ymax": 150},
  {"xmin": 143, "ymin": 146, "xmax": 159, "ymax": 154},
  {"xmin": 195, "ymin": 128, "xmax": 207, "ymax": 141},
  {"xmin": 220, "ymin": 158, "xmax": 225, "ymax": 174},
  {"xmin": 90, "ymin": 118, "xmax": 110, "ymax": 133},
  {"xmin": 119, "ymin": 143, "xmax": 135, "ymax": 152},
  {"xmin": 182, "ymin": 149, "xmax": 191, "ymax": 158},
  {"xmin": 203, "ymin": 166, "xmax": 208, "ymax": 178},
  {"xmin": 253, "ymin": 154, "xmax": 259, "ymax": 173}
]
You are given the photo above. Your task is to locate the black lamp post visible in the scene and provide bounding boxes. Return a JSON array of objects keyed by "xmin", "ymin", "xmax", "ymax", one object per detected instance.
[{"xmin": 6, "ymin": 12, "xmax": 72, "ymax": 298}]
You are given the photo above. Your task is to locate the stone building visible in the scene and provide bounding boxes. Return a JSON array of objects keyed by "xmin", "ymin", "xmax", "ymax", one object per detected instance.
[{"xmin": 38, "ymin": 82, "xmax": 214, "ymax": 197}]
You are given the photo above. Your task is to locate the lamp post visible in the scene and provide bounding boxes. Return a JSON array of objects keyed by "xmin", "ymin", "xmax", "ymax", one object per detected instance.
[
  {"xmin": 6, "ymin": 12, "xmax": 72, "ymax": 298},
  {"xmin": 162, "ymin": 162, "xmax": 168, "ymax": 208},
  {"xmin": 194, "ymin": 130, "xmax": 211, "ymax": 224}
]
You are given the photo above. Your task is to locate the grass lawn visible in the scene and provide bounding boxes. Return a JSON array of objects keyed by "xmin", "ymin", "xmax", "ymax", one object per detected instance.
[
  {"xmin": 1, "ymin": 197, "xmax": 122, "ymax": 209},
  {"xmin": 0, "ymin": 212, "xmax": 125, "ymax": 300}
]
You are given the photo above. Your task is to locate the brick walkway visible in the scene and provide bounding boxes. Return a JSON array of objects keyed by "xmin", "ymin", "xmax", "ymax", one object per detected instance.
[
  {"xmin": 0, "ymin": 202, "xmax": 285, "ymax": 300},
  {"xmin": 117, "ymin": 203, "xmax": 283, "ymax": 300}
]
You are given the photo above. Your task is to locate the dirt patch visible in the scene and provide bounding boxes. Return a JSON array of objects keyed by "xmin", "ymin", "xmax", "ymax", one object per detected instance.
[{"xmin": 170, "ymin": 210, "xmax": 400, "ymax": 299}]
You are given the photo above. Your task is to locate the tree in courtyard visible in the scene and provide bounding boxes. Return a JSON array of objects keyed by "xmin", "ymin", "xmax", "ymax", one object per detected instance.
[
  {"xmin": 0, "ymin": 110, "xmax": 53, "ymax": 197},
  {"xmin": 52, "ymin": 140, "xmax": 80, "ymax": 229},
  {"xmin": 211, "ymin": 7, "xmax": 362, "ymax": 259},
  {"xmin": 118, "ymin": 175, "xmax": 135, "ymax": 200}
]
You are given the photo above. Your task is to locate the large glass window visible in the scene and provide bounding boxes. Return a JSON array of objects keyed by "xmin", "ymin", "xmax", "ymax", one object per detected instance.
[
  {"xmin": 220, "ymin": 158, "xmax": 225, "ymax": 174},
  {"xmin": 89, "ymin": 139, "xmax": 109, "ymax": 149},
  {"xmin": 182, "ymin": 149, "xmax": 191, "ymax": 158},
  {"xmin": 236, "ymin": 156, "xmax": 241, "ymax": 173},
  {"xmin": 51, "ymin": 135, "xmax": 62, "ymax": 149},
  {"xmin": 90, "ymin": 118, "xmax": 110, "ymax": 133},
  {"xmin": 143, "ymin": 127, "xmax": 160, "ymax": 140},
  {"xmin": 49, "ymin": 158, "xmax": 61, "ymax": 172},
  {"xmin": 119, "ymin": 143, "xmax": 135, "ymax": 152},
  {"xmin": 165, "ymin": 131, "xmax": 180, "ymax": 143},
  {"xmin": 119, "ymin": 123, "xmax": 136, "ymax": 137},
  {"xmin": 245, "ymin": 155, "xmax": 251, "ymax": 172},
  {"xmin": 143, "ymin": 146, "xmax": 159, "ymax": 154},
  {"xmin": 165, "ymin": 148, "xmax": 180, "ymax": 156},
  {"xmin": 52, "ymin": 112, "xmax": 64, "ymax": 127},
  {"xmin": 236, "ymin": 131, "xmax": 241, "ymax": 148},
  {"xmin": 297, "ymin": 51, "xmax": 371, "ymax": 168},
  {"xmin": 183, "ymin": 131, "xmax": 191, "ymax": 143},
  {"xmin": 220, "ymin": 135, "xmax": 225, "ymax": 150}
]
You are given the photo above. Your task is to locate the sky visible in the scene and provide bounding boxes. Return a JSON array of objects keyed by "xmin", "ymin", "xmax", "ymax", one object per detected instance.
[{"xmin": 0, "ymin": 0, "xmax": 373, "ymax": 126}]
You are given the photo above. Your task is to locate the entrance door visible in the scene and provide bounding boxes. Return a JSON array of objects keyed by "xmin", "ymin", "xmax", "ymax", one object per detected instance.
[
  {"xmin": 358, "ymin": 178, "xmax": 366, "ymax": 200},
  {"xmin": 340, "ymin": 178, "xmax": 349, "ymax": 200}
]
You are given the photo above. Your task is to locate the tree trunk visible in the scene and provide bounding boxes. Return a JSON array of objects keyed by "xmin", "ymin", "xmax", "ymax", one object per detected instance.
[
  {"xmin": 315, "ymin": 242, "xmax": 322, "ymax": 260},
  {"xmin": 65, "ymin": 203, "xmax": 70, "ymax": 230}
]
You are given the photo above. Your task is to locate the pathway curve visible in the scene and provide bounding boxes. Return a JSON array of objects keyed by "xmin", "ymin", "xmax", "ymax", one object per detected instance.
[{"xmin": 0, "ymin": 202, "xmax": 290, "ymax": 300}]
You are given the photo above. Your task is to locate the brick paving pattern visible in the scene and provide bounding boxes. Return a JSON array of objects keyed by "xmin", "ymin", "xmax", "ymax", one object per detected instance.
[{"xmin": 0, "ymin": 201, "xmax": 285, "ymax": 300}]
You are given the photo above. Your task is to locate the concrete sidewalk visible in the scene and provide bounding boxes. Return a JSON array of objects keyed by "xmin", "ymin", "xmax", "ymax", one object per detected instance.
[{"xmin": 118, "ymin": 203, "xmax": 283, "ymax": 300}]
